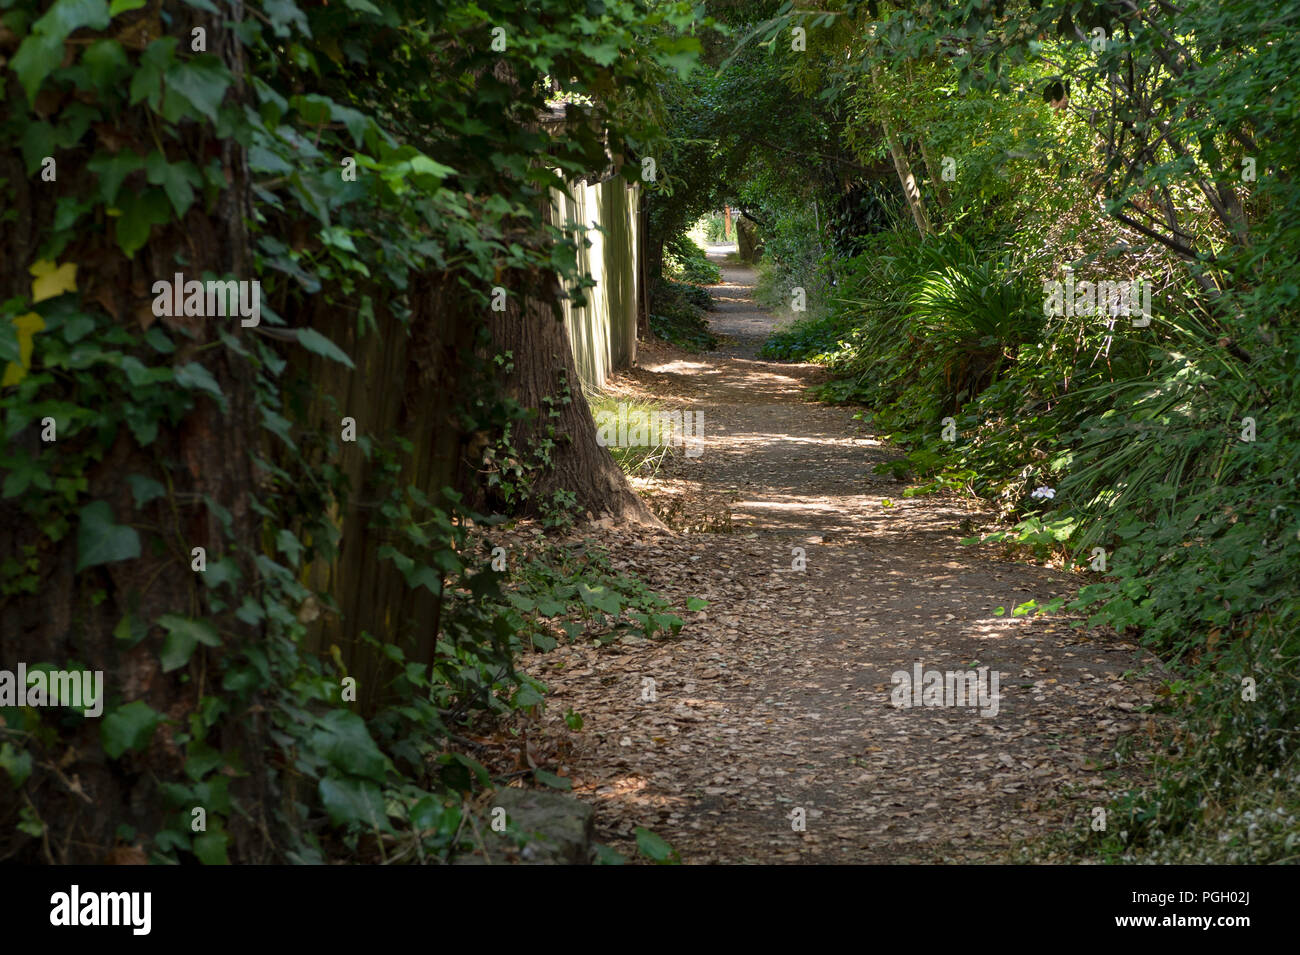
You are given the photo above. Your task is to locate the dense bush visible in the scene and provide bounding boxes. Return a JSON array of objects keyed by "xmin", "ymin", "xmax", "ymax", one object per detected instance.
[
  {"xmin": 749, "ymin": 0, "xmax": 1300, "ymax": 863},
  {"xmin": 650, "ymin": 278, "xmax": 717, "ymax": 351},
  {"xmin": 664, "ymin": 235, "xmax": 722, "ymax": 286}
]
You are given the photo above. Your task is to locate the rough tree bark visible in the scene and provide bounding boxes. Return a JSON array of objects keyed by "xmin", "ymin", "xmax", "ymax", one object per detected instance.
[
  {"xmin": 487, "ymin": 271, "xmax": 661, "ymax": 527},
  {"xmin": 0, "ymin": 1, "xmax": 277, "ymax": 863}
]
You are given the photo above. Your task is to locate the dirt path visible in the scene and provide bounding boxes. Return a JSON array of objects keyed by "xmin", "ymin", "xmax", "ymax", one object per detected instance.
[{"xmin": 528, "ymin": 255, "xmax": 1164, "ymax": 863}]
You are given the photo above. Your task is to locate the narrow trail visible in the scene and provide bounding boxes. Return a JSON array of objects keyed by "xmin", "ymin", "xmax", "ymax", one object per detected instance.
[{"xmin": 529, "ymin": 252, "xmax": 1164, "ymax": 863}]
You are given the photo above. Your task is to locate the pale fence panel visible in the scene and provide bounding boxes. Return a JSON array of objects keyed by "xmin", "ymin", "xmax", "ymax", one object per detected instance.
[{"xmin": 550, "ymin": 178, "xmax": 639, "ymax": 390}]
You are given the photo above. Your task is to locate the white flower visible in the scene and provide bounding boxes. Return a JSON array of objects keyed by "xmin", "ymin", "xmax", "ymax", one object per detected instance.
[{"xmin": 1031, "ymin": 486, "xmax": 1056, "ymax": 500}]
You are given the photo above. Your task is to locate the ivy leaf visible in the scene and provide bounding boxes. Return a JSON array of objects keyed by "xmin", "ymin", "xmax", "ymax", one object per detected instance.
[
  {"xmin": 113, "ymin": 612, "xmax": 148, "ymax": 648},
  {"xmin": 81, "ymin": 38, "xmax": 130, "ymax": 91},
  {"xmin": 88, "ymin": 151, "xmax": 145, "ymax": 205},
  {"xmin": 313, "ymin": 710, "xmax": 391, "ymax": 782},
  {"xmin": 263, "ymin": 0, "xmax": 311, "ymax": 38},
  {"xmin": 318, "ymin": 776, "xmax": 392, "ymax": 831},
  {"xmin": 145, "ymin": 152, "xmax": 202, "ymax": 218},
  {"xmin": 128, "ymin": 37, "xmax": 179, "ymax": 111},
  {"xmin": 11, "ymin": 0, "xmax": 111, "ymax": 102},
  {"xmin": 75, "ymin": 500, "xmax": 140, "ymax": 572},
  {"xmin": 126, "ymin": 473, "xmax": 166, "ymax": 508},
  {"xmin": 114, "ymin": 188, "xmax": 171, "ymax": 257},
  {"xmin": 634, "ymin": 827, "xmax": 680, "ymax": 864},
  {"xmin": 174, "ymin": 362, "xmax": 225, "ymax": 403},
  {"xmin": 275, "ymin": 528, "xmax": 303, "ymax": 568},
  {"xmin": 158, "ymin": 614, "xmax": 221, "ymax": 672},
  {"xmin": 19, "ymin": 122, "xmax": 55, "ymax": 177},
  {"xmin": 101, "ymin": 700, "xmax": 161, "ymax": 759},
  {"xmin": 10, "ymin": 34, "xmax": 66, "ymax": 104},
  {"xmin": 165, "ymin": 55, "xmax": 231, "ymax": 122},
  {"xmin": 533, "ymin": 768, "xmax": 572, "ymax": 791},
  {"xmin": 0, "ymin": 742, "xmax": 34, "ymax": 787},
  {"xmin": 0, "ymin": 319, "xmax": 22, "ymax": 366},
  {"xmin": 33, "ymin": 0, "xmax": 111, "ymax": 38},
  {"xmin": 30, "ymin": 260, "xmax": 78, "ymax": 302},
  {"xmin": 577, "ymin": 582, "xmax": 622, "ymax": 614},
  {"xmin": 296, "ymin": 328, "xmax": 355, "ymax": 368},
  {"xmin": 405, "ymin": 565, "xmax": 442, "ymax": 594},
  {"xmin": 191, "ymin": 829, "xmax": 230, "ymax": 865}
]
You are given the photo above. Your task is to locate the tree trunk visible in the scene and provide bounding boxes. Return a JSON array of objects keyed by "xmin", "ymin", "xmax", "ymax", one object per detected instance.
[
  {"xmin": 0, "ymin": 1, "xmax": 278, "ymax": 863},
  {"xmin": 736, "ymin": 216, "xmax": 761, "ymax": 263},
  {"xmin": 874, "ymin": 67, "xmax": 931, "ymax": 236},
  {"xmin": 488, "ymin": 277, "xmax": 661, "ymax": 526},
  {"xmin": 884, "ymin": 116, "xmax": 931, "ymax": 236}
]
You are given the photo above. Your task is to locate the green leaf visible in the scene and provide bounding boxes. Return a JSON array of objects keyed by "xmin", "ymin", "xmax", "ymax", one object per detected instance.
[
  {"xmin": 201, "ymin": 556, "xmax": 241, "ymax": 591},
  {"xmin": 275, "ymin": 528, "xmax": 303, "ymax": 568},
  {"xmin": 313, "ymin": 710, "xmax": 390, "ymax": 782},
  {"xmin": 114, "ymin": 188, "xmax": 171, "ymax": 257},
  {"xmin": 113, "ymin": 612, "xmax": 148, "ymax": 648},
  {"xmin": 533, "ymin": 768, "xmax": 572, "ymax": 791},
  {"xmin": 101, "ymin": 700, "xmax": 161, "ymax": 759},
  {"xmin": 174, "ymin": 362, "xmax": 225, "ymax": 402},
  {"xmin": 0, "ymin": 742, "xmax": 34, "ymax": 787},
  {"xmin": 263, "ymin": 0, "xmax": 310, "ymax": 37},
  {"xmin": 634, "ymin": 827, "xmax": 679, "ymax": 864},
  {"xmin": 81, "ymin": 38, "xmax": 129, "ymax": 91},
  {"xmin": 11, "ymin": 0, "xmax": 114, "ymax": 100},
  {"xmin": 685, "ymin": 597, "xmax": 708, "ymax": 611},
  {"xmin": 128, "ymin": 37, "xmax": 178, "ymax": 110},
  {"xmin": 191, "ymin": 829, "xmax": 230, "ymax": 865},
  {"xmin": 108, "ymin": 0, "xmax": 146, "ymax": 15},
  {"xmin": 75, "ymin": 500, "xmax": 140, "ymax": 572},
  {"xmin": 126, "ymin": 474, "xmax": 166, "ymax": 508},
  {"xmin": 145, "ymin": 152, "xmax": 202, "ymax": 218},
  {"xmin": 577, "ymin": 582, "xmax": 622, "ymax": 614},
  {"xmin": 408, "ymin": 796, "xmax": 440, "ymax": 830},
  {"xmin": 592, "ymin": 842, "xmax": 626, "ymax": 865},
  {"xmin": 0, "ymin": 318, "xmax": 21, "ymax": 366},
  {"xmin": 513, "ymin": 684, "xmax": 544, "ymax": 709},
  {"xmin": 144, "ymin": 327, "xmax": 174, "ymax": 353},
  {"xmin": 19, "ymin": 122, "xmax": 55, "ymax": 177},
  {"xmin": 61, "ymin": 313, "xmax": 95, "ymax": 344},
  {"xmin": 165, "ymin": 55, "xmax": 231, "ymax": 122},
  {"xmin": 35, "ymin": 0, "xmax": 111, "ymax": 44},
  {"xmin": 184, "ymin": 741, "xmax": 224, "ymax": 781},
  {"xmin": 158, "ymin": 614, "xmax": 220, "ymax": 672},
  {"xmin": 296, "ymin": 328, "xmax": 355, "ymax": 368},
  {"xmin": 319, "ymin": 775, "xmax": 391, "ymax": 830},
  {"xmin": 11, "ymin": 33, "xmax": 70, "ymax": 104}
]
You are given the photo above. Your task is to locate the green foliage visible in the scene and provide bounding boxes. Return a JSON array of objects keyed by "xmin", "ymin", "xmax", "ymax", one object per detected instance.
[
  {"xmin": 634, "ymin": 826, "xmax": 680, "ymax": 864},
  {"xmin": 650, "ymin": 278, "xmax": 717, "ymax": 351},
  {"xmin": 1, "ymin": 0, "xmax": 707, "ymax": 864},
  {"xmin": 496, "ymin": 535, "xmax": 701, "ymax": 651},
  {"xmin": 742, "ymin": 0, "xmax": 1300, "ymax": 863},
  {"xmin": 664, "ymin": 235, "xmax": 722, "ymax": 285},
  {"xmin": 587, "ymin": 394, "xmax": 681, "ymax": 478},
  {"xmin": 759, "ymin": 310, "xmax": 857, "ymax": 362}
]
